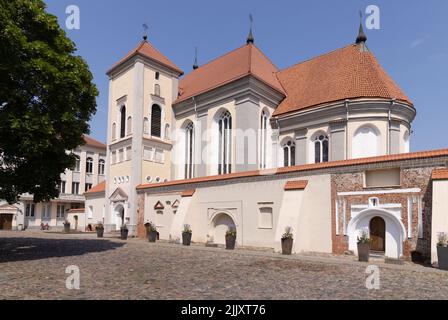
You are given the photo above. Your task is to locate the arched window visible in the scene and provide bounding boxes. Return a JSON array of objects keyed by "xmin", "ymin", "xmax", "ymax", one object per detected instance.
[
  {"xmin": 143, "ymin": 117, "xmax": 149, "ymax": 135},
  {"xmin": 260, "ymin": 111, "xmax": 268, "ymax": 169},
  {"xmin": 120, "ymin": 105, "xmax": 126, "ymax": 138},
  {"xmin": 98, "ymin": 159, "xmax": 105, "ymax": 175},
  {"xmin": 165, "ymin": 124, "xmax": 170, "ymax": 140},
  {"xmin": 127, "ymin": 116, "xmax": 132, "ymax": 135},
  {"xmin": 112, "ymin": 122, "xmax": 116, "ymax": 140},
  {"xmin": 403, "ymin": 130, "xmax": 410, "ymax": 153},
  {"xmin": 218, "ymin": 110, "xmax": 232, "ymax": 174},
  {"xmin": 155, "ymin": 72, "xmax": 160, "ymax": 80},
  {"xmin": 282, "ymin": 140, "xmax": 295, "ymax": 167},
  {"xmin": 314, "ymin": 134, "xmax": 329, "ymax": 163},
  {"xmin": 352, "ymin": 125, "xmax": 379, "ymax": 158},
  {"xmin": 86, "ymin": 157, "xmax": 93, "ymax": 174},
  {"xmin": 151, "ymin": 104, "xmax": 162, "ymax": 138},
  {"xmin": 154, "ymin": 84, "xmax": 161, "ymax": 96},
  {"xmin": 184, "ymin": 122, "xmax": 194, "ymax": 179}
]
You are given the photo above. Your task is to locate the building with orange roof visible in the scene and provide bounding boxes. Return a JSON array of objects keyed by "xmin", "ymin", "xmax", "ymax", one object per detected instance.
[{"xmin": 95, "ymin": 19, "xmax": 448, "ymax": 266}]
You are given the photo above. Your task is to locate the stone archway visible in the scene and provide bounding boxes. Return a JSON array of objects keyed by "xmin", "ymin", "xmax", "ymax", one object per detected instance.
[
  {"xmin": 114, "ymin": 204, "xmax": 125, "ymax": 230},
  {"xmin": 209, "ymin": 212, "xmax": 236, "ymax": 245},
  {"xmin": 347, "ymin": 208, "xmax": 406, "ymax": 259}
]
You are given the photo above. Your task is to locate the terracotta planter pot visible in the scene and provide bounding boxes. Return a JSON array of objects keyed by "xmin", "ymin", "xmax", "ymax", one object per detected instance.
[
  {"xmin": 120, "ymin": 228, "xmax": 128, "ymax": 240},
  {"xmin": 182, "ymin": 232, "xmax": 192, "ymax": 246},
  {"xmin": 96, "ymin": 228, "xmax": 104, "ymax": 238},
  {"xmin": 63, "ymin": 224, "xmax": 70, "ymax": 233},
  {"xmin": 357, "ymin": 243, "xmax": 370, "ymax": 262},
  {"xmin": 281, "ymin": 237, "xmax": 293, "ymax": 255},
  {"xmin": 437, "ymin": 246, "xmax": 448, "ymax": 270},
  {"xmin": 225, "ymin": 235, "xmax": 236, "ymax": 250},
  {"xmin": 148, "ymin": 230, "xmax": 157, "ymax": 243}
]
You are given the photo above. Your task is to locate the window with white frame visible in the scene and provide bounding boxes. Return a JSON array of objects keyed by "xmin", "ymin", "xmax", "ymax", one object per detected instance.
[
  {"xmin": 143, "ymin": 117, "xmax": 149, "ymax": 135},
  {"xmin": 85, "ymin": 183, "xmax": 93, "ymax": 191},
  {"xmin": 57, "ymin": 204, "xmax": 65, "ymax": 219},
  {"xmin": 118, "ymin": 149, "xmax": 124, "ymax": 162},
  {"xmin": 218, "ymin": 110, "xmax": 232, "ymax": 174},
  {"xmin": 184, "ymin": 122, "xmax": 194, "ymax": 179},
  {"xmin": 258, "ymin": 207, "xmax": 273, "ymax": 229},
  {"xmin": 88, "ymin": 206, "xmax": 93, "ymax": 219},
  {"xmin": 127, "ymin": 116, "xmax": 132, "ymax": 135},
  {"xmin": 151, "ymin": 104, "xmax": 162, "ymax": 138},
  {"xmin": 112, "ymin": 122, "xmax": 117, "ymax": 140},
  {"xmin": 154, "ymin": 84, "xmax": 161, "ymax": 96},
  {"xmin": 74, "ymin": 158, "xmax": 80, "ymax": 172},
  {"xmin": 352, "ymin": 125, "xmax": 379, "ymax": 158},
  {"xmin": 72, "ymin": 182, "xmax": 80, "ymax": 195},
  {"xmin": 154, "ymin": 148, "xmax": 164, "ymax": 163},
  {"xmin": 41, "ymin": 203, "xmax": 51, "ymax": 219},
  {"xmin": 58, "ymin": 180, "xmax": 66, "ymax": 194},
  {"xmin": 143, "ymin": 146, "xmax": 154, "ymax": 161},
  {"xmin": 260, "ymin": 111, "xmax": 268, "ymax": 169},
  {"xmin": 111, "ymin": 151, "xmax": 116, "ymax": 164},
  {"xmin": 314, "ymin": 134, "xmax": 329, "ymax": 163},
  {"xmin": 403, "ymin": 130, "xmax": 410, "ymax": 153},
  {"xmin": 125, "ymin": 146, "xmax": 132, "ymax": 161},
  {"xmin": 282, "ymin": 140, "xmax": 295, "ymax": 167},
  {"xmin": 25, "ymin": 203, "xmax": 35, "ymax": 218},
  {"xmin": 98, "ymin": 159, "xmax": 105, "ymax": 175},
  {"xmin": 120, "ymin": 105, "xmax": 126, "ymax": 138},
  {"xmin": 86, "ymin": 157, "xmax": 93, "ymax": 174}
]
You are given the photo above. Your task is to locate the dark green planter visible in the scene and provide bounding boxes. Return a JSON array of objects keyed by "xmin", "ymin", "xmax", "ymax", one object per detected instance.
[
  {"xmin": 437, "ymin": 246, "xmax": 448, "ymax": 270},
  {"xmin": 182, "ymin": 232, "xmax": 192, "ymax": 246},
  {"xmin": 148, "ymin": 230, "xmax": 157, "ymax": 243},
  {"xmin": 63, "ymin": 224, "xmax": 70, "ymax": 233},
  {"xmin": 357, "ymin": 243, "xmax": 370, "ymax": 262},
  {"xmin": 96, "ymin": 228, "xmax": 104, "ymax": 238},
  {"xmin": 120, "ymin": 228, "xmax": 128, "ymax": 240},
  {"xmin": 281, "ymin": 238, "xmax": 293, "ymax": 255},
  {"xmin": 225, "ymin": 235, "xmax": 236, "ymax": 250}
]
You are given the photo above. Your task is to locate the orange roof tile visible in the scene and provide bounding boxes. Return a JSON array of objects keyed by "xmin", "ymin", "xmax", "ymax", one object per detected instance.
[
  {"xmin": 432, "ymin": 169, "xmax": 448, "ymax": 180},
  {"xmin": 84, "ymin": 181, "xmax": 106, "ymax": 195},
  {"xmin": 181, "ymin": 190, "xmax": 196, "ymax": 197},
  {"xmin": 175, "ymin": 44, "xmax": 285, "ymax": 104},
  {"xmin": 284, "ymin": 180, "xmax": 308, "ymax": 191},
  {"xmin": 107, "ymin": 40, "xmax": 183, "ymax": 75},
  {"xmin": 273, "ymin": 44, "xmax": 413, "ymax": 116},
  {"xmin": 83, "ymin": 135, "xmax": 106, "ymax": 149},
  {"xmin": 137, "ymin": 149, "xmax": 448, "ymax": 191}
]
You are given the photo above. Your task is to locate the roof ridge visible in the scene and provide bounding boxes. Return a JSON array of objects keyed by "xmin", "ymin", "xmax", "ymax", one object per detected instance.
[
  {"xmin": 277, "ymin": 44, "xmax": 355, "ymax": 74},
  {"xmin": 251, "ymin": 44, "xmax": 280, "ymax": 71}
]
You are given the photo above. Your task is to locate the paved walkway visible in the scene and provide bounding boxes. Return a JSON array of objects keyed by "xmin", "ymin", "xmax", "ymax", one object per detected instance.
[{"xmin": 1, "ymin": 231, "xmax": 448, "ymax": 299}]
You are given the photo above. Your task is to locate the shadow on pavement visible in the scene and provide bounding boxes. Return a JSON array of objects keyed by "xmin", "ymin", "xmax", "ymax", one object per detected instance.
[{"xmin": 0, "ymin": 237, "xmax": 125, "ymax": 263}]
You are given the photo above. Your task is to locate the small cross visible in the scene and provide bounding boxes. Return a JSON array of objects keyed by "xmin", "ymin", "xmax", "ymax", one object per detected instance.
[{"xmin": 142, "ymin": 23, "xmax": 149, "ymax": 40}]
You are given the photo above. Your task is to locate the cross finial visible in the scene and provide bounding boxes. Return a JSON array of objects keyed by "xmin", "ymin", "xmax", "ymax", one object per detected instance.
[
  {"xmin": 142, "ymin": 23, "xmax": 149, "ymax": 41},
  {"xmin": 356, "ymin": 11, "xmax": 367, "ymax": 44},
  {"xmin": 247, "ymin": 14, "xmax": 254, "ymax": 44}
]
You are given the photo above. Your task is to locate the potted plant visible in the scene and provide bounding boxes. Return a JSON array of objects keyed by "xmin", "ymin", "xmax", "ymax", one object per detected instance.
[
  {"xmin": 225, "ymin": 227, "xmax": 237, "ymax": 250},
  {"xmin": 357, "ymin": 230, "xmax": 370, "ymax": 262},
  {"xmin": 182, "ymin": 224, "xmax": 192, "ymax": 246},
  {"xmin": 437, "ymin": 232, "xmax": 448, "ymax": 270},
  {"xmin": 281, "ymin": 226, "xmax": 294, "ymax": 255},
  {"xmin": 147, "ymin": 221, "xmax": 158, "ymax": 243},
  {"xmin": 96, "ymin": 222, "xmax": 104, "ymax": 238},
  {"xmin": 63, "ymin": 220, "xmax": 70, "ymax": 233},
  {"xmin": 120, "ymin": 224, "xmax": 129, "ymax": 240}
]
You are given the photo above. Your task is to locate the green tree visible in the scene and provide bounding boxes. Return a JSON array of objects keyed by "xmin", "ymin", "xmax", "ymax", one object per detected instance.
[{"xmin": 0, "ymin": 0, "xmax": 98, "ymax": 203}]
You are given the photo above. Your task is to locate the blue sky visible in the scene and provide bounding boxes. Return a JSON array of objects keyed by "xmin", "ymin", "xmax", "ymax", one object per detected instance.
[{"xmin": 45, "ymin": 0, "xmax": 448, "ymax": 151}]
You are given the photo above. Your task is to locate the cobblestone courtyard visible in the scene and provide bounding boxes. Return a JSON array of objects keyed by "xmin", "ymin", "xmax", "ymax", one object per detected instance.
[{"xmin": 1, "ymin": 231, "xmax": 448, "ymax": 300}]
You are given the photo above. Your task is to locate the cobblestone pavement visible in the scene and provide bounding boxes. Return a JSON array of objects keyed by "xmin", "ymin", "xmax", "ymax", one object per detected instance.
[{"xmin": 1, "ymin": 231, "xmax": 448, "ymax": 300}]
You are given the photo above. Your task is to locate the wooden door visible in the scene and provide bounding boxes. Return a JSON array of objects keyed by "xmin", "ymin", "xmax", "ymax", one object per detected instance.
[
  {"xmin": 0, "ymin": 214, "xmax": 13, "ymax": 230},
  {"xmin": 369, "ymin": 217, "xmax": 385, "ymax": 252}
]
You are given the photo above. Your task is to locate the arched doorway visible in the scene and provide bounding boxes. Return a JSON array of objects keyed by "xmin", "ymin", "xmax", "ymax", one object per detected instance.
[
  {"xmin": 210, "ymin": 213, "xmax": 236, "ymax": 245},
  {"xmin": 114, "ymin": 204, "xmax": 125, "ymax": 230},
  {"xmin": 369, "ymin": 217, "xmax": 385, "ymax": 252}
]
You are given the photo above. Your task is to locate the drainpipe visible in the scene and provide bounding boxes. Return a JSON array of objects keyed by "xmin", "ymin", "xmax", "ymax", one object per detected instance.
[{"xmin": 345, "ymin": 99, "xmax": 349, "ymax": 159}]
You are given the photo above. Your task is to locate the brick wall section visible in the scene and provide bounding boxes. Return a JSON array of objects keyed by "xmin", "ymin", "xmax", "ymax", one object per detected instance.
[{"xmin": 331, "ymin": 166, "xmax": 436, "ymax": 259}]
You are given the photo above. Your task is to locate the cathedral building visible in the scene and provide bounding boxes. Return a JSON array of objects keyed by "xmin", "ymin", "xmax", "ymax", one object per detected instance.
[{"xmin": 85, "ymin": 22, "xmax": 448, "ymax": 265}]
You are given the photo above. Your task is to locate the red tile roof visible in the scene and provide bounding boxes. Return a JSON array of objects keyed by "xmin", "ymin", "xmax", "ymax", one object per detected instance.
[
  {"xmin": 175, "ymin": 44, "xmax": 285, "ymax": 104},
  {"xmin": 181, "ymin": 190, "xmax": 196, "ymax": 197},
  {"xmin": 84, "ymin": 181, "xmax": 106, "ymax": 195},
  {"xmin": 83, "ymin": 135, "xmax": 106, "ymax": 149},
  {"xmin": 107, "ymin": 40, "xmax": 183, "ymax": 75},
  {"xmin": 432, "ymin": 169, "xmax": 448, "ymax": 180},
  {"xmin": 284, "ymin": 180, "xmax": 308, "ymax": 191},
  {"xmin": 137, "ymin": 148, "xmax": 448, "ymax": 191},
  {"xmin": 273, "ymin": 44, "xmax": 413, "ymax": 116}
]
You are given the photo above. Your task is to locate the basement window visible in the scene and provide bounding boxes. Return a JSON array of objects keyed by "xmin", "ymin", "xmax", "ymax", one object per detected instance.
[{"xmin": 364, "ymin": 168, "xmax": 401, "ymax": 188}]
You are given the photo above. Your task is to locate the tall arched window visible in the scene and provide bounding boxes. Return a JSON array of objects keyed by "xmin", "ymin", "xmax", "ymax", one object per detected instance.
[
  {"xmin": 86, "ymin": 157, "xmax": 93, "ymax": 174},
  {"xmin": 218, "ymin": 110, "xmax": 232, "ymax": 174},
  {"xmin": 314, "ymin": 134, "xmax": 329, "ymax": 163},
  {"xmin": 260, "ymin": 111, "xmax": 268, "ymax": 169},
  {"xmin": 184, "ymin": 122, "xmax": 194, "ymax": 179},
  {"xmin": 282, "ymin": 140, "xmax": 295, "ymax": 167},
  {"xmin": 352, "ymin": 126, "xmax": 379, "ymax": 158},
  {"xmin": 112, "ymin": 122, "xmax": 116, "ymax": 140},
  {"xmin": 120, "ymin": 105, "xmax": 126, "ymax": 138},
  {"xmin": 151, "ymin": 104, "xmax": 162, "ymax": 138},
  {"xmin": 403, "ymin": 130, "xmax": 410, "ymax": 153},
  {"xmin": 98, "ymin": 159, "xmax": 105, "ymax": 175},
  {"xmin": 127, "ymin": 116, "xmax": 132, "ymax": 135},
  {"xmin": 165, "ymin": 124, "xmax": 170, "ymax": 140},
  {"xmin": 143, "ymin": 117, "xmax": 149, "ymax": 135}
]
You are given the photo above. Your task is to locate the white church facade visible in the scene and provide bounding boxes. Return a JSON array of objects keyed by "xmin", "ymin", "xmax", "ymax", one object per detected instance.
[{"xmin": 84, "ymin": 22, "xmax": 448, "ymax": 265}]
